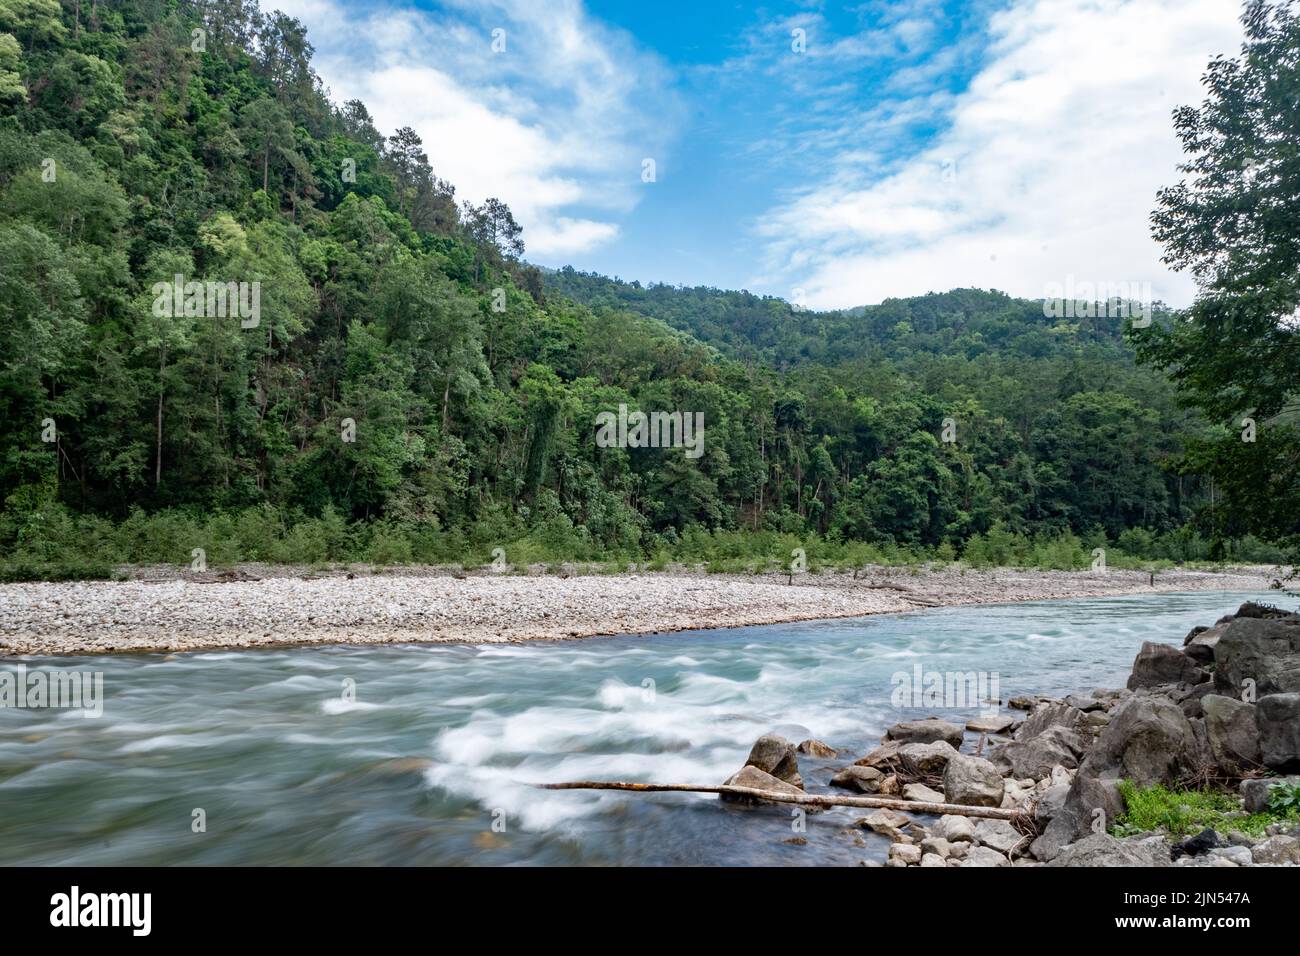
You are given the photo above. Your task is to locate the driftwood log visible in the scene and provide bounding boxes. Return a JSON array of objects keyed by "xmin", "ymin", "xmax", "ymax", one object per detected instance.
[{"xmin": 535, "ymin": 780, "xmax": 1020, "ymax": 820}]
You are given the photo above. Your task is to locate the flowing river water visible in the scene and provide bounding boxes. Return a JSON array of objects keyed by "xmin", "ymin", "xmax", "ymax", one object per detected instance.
[{"xmin": 0, "ymin": 589, "xmax": 1281, "ymax": 866}]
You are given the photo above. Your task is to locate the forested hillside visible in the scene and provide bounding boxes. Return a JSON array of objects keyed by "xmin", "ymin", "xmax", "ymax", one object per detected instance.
[{"xmin": 0, "ymin": 0, "xmax": 1284, "ymax": 576}]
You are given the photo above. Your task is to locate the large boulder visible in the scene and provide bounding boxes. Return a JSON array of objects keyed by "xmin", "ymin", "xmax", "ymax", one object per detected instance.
[
  {"xmin": 1049, "ymin": 833, "xmax": 1172, "ymax": 867},
  {"xmin": 1257, "ymin": 693, "xmax": 1300, "ymax": 770},
  {"xmin": 883, "ymin": 718, "xmax": 964, "ymax": 749},
  {"xmin": 1213, "ymin": 616, "xmax": 1300, "ymax": 698},
  {"xmin": 1030, "ymin": 774, "xmax": 1124, "ymax": 861},
  {"xmin": 721, "ymin": 765, "xmax": 804, "ymax": 803},
  {"xmin": 1127, "ymin": 641, "xmax": 1206, "ymax": 690},
  {"xmin": 898, "ymin": 740, "xmax": 959, "ymax": 776},
  {"xmin": 1080, "ymin": 696, "xmax": 1204, "ymax": 787},
  {"xmin": 1201, "ymin": 694, "xmax": 1262, "ymax": 773},
  {"xmin": 942, "ymin": 753, "xmax": 1006, "ymax": 807},
  {"xmin": 1016, "ymin": 701, "xmax": 1089, "ymax": 741},
  {"xmin": 1235, "ymin": 601, "xmax": 1297, "ymax": 620},
  {"xmin": 989, "ymin": 725, "xmax": 1086, "ymax": 780},
  {"xmin": 742, "ymin": 734, "xmax": 804, "ymax": 789}
]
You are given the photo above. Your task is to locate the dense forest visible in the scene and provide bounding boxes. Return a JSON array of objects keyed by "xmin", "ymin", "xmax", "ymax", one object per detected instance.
[{"xmin": 0, "ymin": 0, "xmax": 1294, "ymax": 577}]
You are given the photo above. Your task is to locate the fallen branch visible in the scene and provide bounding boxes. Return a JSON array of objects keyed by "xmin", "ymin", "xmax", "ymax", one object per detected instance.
[{"xmin": 534, "ymin": 780, "xmax": 1019, "ymax": 820}]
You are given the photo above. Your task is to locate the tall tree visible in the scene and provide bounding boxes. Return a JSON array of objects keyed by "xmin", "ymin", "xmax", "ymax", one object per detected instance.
[{"xmin": 1138, "ymin": 0, "xmax": 1300, "ymax": 551}]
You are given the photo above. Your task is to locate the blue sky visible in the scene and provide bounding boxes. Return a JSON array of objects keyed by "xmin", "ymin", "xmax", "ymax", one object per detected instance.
[{"xmin": 276, "ymin": 0, "xmax": 1244, "ymax": 309}]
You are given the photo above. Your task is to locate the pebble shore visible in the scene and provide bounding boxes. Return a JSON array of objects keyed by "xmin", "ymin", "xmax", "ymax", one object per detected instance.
[{"xmin": 0, "ymin": 565, "xmax": 1281, "ymax": 657}]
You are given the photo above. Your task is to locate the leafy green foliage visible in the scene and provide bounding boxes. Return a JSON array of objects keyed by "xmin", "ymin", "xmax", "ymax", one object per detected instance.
[
  {"xmin": 1267, "ymin": 780, "xmax": 1300, "ymax": 814},
  {"xmin": 0, "ymin": 0, "xmax": 1290, "ymax": 569},
  {"xmin": 1137, "ymin": 0, "xmax": 1300, "ymax": 559}
]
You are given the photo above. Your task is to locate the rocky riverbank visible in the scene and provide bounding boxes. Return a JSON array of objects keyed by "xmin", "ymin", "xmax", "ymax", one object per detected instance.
[
  {"xmin": 716, "ymin": 599, "xmax": 1300, "ymax": 867},
  {"xmin": 0, "ymin": 564, "xmax": 1281, "ymax": 656}
]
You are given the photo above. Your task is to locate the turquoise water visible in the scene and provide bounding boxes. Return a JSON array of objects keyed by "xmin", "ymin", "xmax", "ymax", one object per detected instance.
[{"xmin": 0, "ymin": 589, "xmax": 1283, "ymax": 866}]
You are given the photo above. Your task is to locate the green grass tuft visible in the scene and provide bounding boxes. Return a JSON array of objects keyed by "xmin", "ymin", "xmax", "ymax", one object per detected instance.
[{"xmin": 1113, "ymin": 781, "xmax": 1294, "ymax": 838}]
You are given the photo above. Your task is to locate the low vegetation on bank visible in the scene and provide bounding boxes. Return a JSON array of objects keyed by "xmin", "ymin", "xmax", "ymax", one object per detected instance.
[{"xmin": 2, "ymin": 494, "xmax": 1291, "ymax": 583}]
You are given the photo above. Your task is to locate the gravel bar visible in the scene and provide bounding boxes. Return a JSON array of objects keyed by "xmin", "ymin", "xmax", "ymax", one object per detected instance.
[{"xmin": 0, "ymin": 565, "xmax": 1283, "ymax": 657}]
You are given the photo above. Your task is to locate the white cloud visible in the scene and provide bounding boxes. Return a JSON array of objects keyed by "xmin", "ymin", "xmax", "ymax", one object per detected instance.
[
  {"xmin": 752, "ymin": 0, "xmax": 1244, "ymax": 309},
  {"xmin": 271, "ymin": 0, "xmax": 677, "ymax": 257}
]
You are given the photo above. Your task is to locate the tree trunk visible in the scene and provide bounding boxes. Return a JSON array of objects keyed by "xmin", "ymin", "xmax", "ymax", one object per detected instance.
[
  {"xmin": 155, "ymin": 348, "xmax": 167, "ymax": 488},
  {"xmin": 535, "ymin": 780, "xmax": 1021, "ymax": 820}
]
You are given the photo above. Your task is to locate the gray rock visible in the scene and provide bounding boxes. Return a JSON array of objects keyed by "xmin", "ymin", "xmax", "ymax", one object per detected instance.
[
  {"xmin": 903, "ymin": 782, "xmax": 945, "ymax": 803},
  {"xmin": 935, "ymin": 814, "xmax": 976, "ymax": 843},
  {"xmin": 1017, "ymin": 701, "xmax": 1089, "ymax": 741},
  {"xmin": 1049, "ymin": 833, "xmax": 1172, "ymax": 867},
  {"xmin": 1201, "ymin": 694, "xmax": 1261, "ymax": 773},
  {"xmin": 943, "ymin": 753, "xmax": 1006, "ymax": 807},
  {"xmin": 889, "ymin": 843, "xmax": 922, "ymax": 865},
  {"xmin": 1184, "ymin": 623, "xmax": 1228, "ymax": 664},
  {"xmin": 1251, "ymin": 834, "xmax": 1300, "ymax": 865},
  {"xmin": 1080, "ymin": 696, "xmax": 1204, "ymax": 788},
  {"xmin": 721, "ymin": 765, "xmax": 804, "ymax": 803},
  {"xmin": 960, "ymin": 846, "xmax": 1010, "ymax": 867},
  {"xmin": 1257, "ymin": 693, "xmax": 1300, "ymax": 770},
  {"xmin": 990, "ymin": 725, "xmax": 1086, "ymax": 780},
  {"xmin": 1213, "ymin": 617, "xmax": 1300, "ymax": 698},
  {"xmin": 1030, "ymin": 774, "xmax": 1124, "ymax": 861},
  {"xmin": 858, "ymin": 809, "xmax": 911, "ymax": 835},
  {"xmin": 1236, "ymin": 601, "xmax": 1297, "ymax": 620},
  {"xmin": 1209, "ymin": 846, "xmax": 1254, "ymax": 866},
  {"xmin": 1032, "ymin": 782, "xmax": 1071, "ymax": 825},
  {"xmin": 919, "ymin": 852, "xmax": 947, "ymax": 867},
  {"xmin": 920, "ymin": 836, "xmax": 954, "ymax": 858},
  {"xmin": 898, "ymin": 740, "xmax": 959, "ymax": 775},
  {"xmin": 1064, "ymin": 694, "xmax": 1104, "ymax": 712},
  {"xmin": 966, "ymin": 714, "xmax": 1016, "ymax": 734},
  {"xmin": 973, "ymin": 818, "xmax": 1023, "ymax": 854},
  {"xmin": 1241, "ymin": 775, "xmax": 1300, "ymax": 814},
  {"xmin": 883, "ymin": 718, "xmax": 964, "ymax": 749},
  {"xmin": 852, "ymin": 741, "xmax": 901, "ymax": 769},
  {"xmin": 1127, "ymin": 641, "xmax": 1206, "ymax": 690},
  {"xmin": 829, "ymin": 765, "xmax": 884, "ymax": 792},
  {"xmin": 796, "ymin": 738, "xmax": 837, "ymax": 757},
  {"xmin": 1175, "ymin": 681, "xmax": 1217, "ymax": 719},
  {"xmin": 743, "ymin": 733, "xmax": 804, "ymax": 789}
]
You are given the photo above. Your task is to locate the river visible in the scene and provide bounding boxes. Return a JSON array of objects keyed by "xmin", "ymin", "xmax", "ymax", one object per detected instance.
[{"xmin": 0, "ymin": 589, "xmax": 1279, "ymax": 865}]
